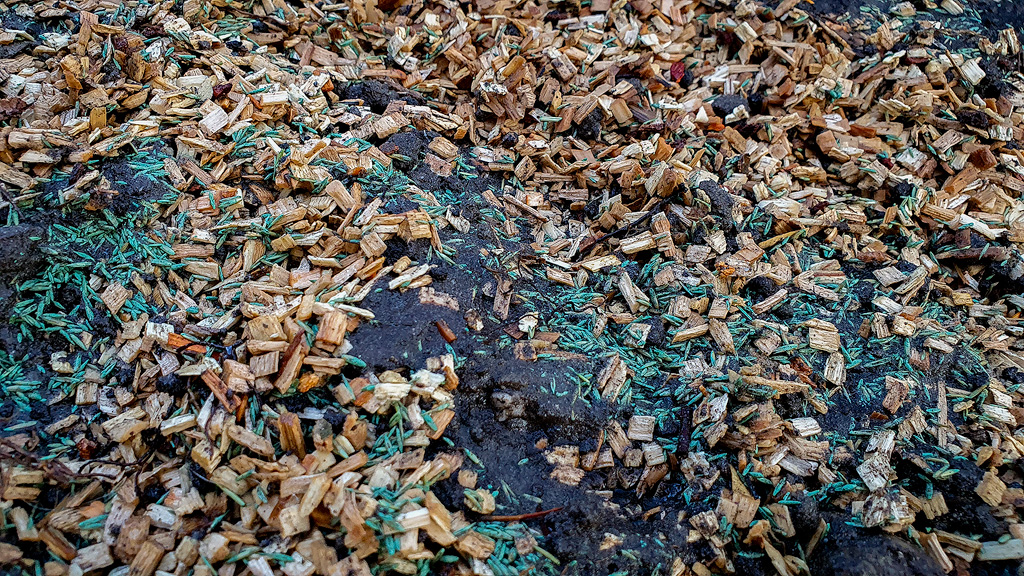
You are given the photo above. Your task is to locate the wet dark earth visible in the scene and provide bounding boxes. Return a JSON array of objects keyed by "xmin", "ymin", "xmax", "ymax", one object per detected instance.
[
  {"xmin": 803, "ymin": 0, "xmax": 1024, "ymax": 30},
  {"xmin": 337, "ymin": 119, "xmax": 1023, "ymax": 576},
  {"xmin": 0, "ymin": 146, "xmax": 170, "ymax": 431},
  {"xmin": 0, "ymin": 0, "xmax": 1022, "ymax": 568},
  {"xmin": 2, "ymin": 115, "xmax": 1018, "ymax": 576}
]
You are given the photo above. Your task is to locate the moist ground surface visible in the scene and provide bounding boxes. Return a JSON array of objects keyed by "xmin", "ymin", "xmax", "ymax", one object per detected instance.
[{"xmin": 0, "ymin": 0, "xmax": 1023, "ymax": 575}]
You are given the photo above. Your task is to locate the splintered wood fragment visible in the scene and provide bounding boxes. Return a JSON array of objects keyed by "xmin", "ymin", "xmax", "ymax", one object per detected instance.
[
  {"xmin": 873, "ymin": 266, "xmax": 907, "ymax": 286},
  {"xmin": 428, "ymin": 136, "xmax": 459, "ymax": 159},
  {"xmin": 627, "ymin": 415, "xmax": 656, "ymax": 442},
  {"xmin": 201, "ymin": 370, "xmax": 240, "ymax": 411},
  {"xmin": 360, "ymin": 231, "xmax": 387, "ymax": 258},
  {"xmin": 250, "ymin": 352, "xmax": 279, "ymax": 378},
  {"xmin": 493, "ymin": 277, "xmax": 512, "ymax": 321},
  {"xmin": 456, "ymin": 531, "xmax": 496, "ymax": 560},
  {"xmin": 299, "ymin": 475, "xmax": 331, "ymax": 516},
  {"xmin": 671, "ymin": 323, "xmax": 708, "ymax": 343},
  {"xmin": 620, "ymin": 231, "xmax": 656, "ymax": 254},
  {"xmin": 882, "ymin": 376, "xmax": 910, "ymax": 413},
  {"xmin": 222, "ymin": 359, "xmax": 254, "ymax": 393},
  {"xmin": 9, "ymin": 508, "xmax": 38, "ymax": 541},
  {"xmin": 274, "ymin": 336, "xmax": 310, "ymax": 393},
  {"xmin": 742, "ymin": 375, "xmax": 809, "ymax": 394},
  {"xmin": 546, "ymin": 267, "xmax": 575, "ymax": 287},
  {"xmin": 824, "ymin": 351, "xmax": 846, "ymax": 386},
  {"xmin": 426, "ymin": 409, "xmax": 454, "ymax": 439},
  {"xmin": 129, "ymin": 540, "xmax": 165, "ymax": 576},
  {"xmin": 101, "ymin": 283, "xmax": 132, "ymax": 314},
  {"xmin": 618, "ymin": 271, "xmax": 643, "ymax": 313},
  {"xmin": 807, "ymin": 325, "xmax": 840, "ymax": 353},
  {"xmin": 40, "ymin": 528, "xmax": 77, "ymax": 561},
  {"xmin": 502, "ymin": 194, "xmax": 548, "ymax": 221},
  {"xmin": 278, "ymin": 411, "xmax": 306, "ymax": 459},
  {"xmin": 228, "ymin": 424, "xmax": 275, "ymax": 458},
  {"xmin": 279, "ymin": 505, "xmax": 310, "ymax": 538},
  {"xmin": 72, "ymin": 543, "xmax": 114, "ymax": 573},
  {"xmin": 0, "ymin": 543, "xmax": 21, "ymax": 565},
  {"xmin": 936, "ymin": 531, "xmax": 982, "ymax": 554},
  {"xmin": 789, "ymin": 417, "xmax": 821, "ymax": 437},
  {"xmin": 316, "ymin": 310, "xmax": 348, "ymax": 347},
  {"xmin": 958, "ymin": 58, "xmax": 986, "ymax": 85},
  {"xmin": 261, "ymin": 91, "xmax": 289, "ymax": 106},
  {"xmin": 779, "ymin": 454, "xmax": 818, "ymax": 477},
  {"xmin": 325, "ymin": 180, "xmax": 356, "ymax": 210},
  {"xmin": 400, "ymin": 211, "xmax": 434, "ymax": 242},
  {"xmin": 160, "ymin": 413, "xmax": 196, "ymax": 435},
  {"xmin": 975, "ymin": 471, "xmax": 1006, "ymax": 506},
  {"xmin": 924, "ymin": 337, "xmax": 954, "ymax": 353},
  {"xmin": 752, "ymin": 289, "xmax": 786, "ymax": 314},
  {"xmin": 597, "ymin": 353, "xmax": 628, "ymax": 402},
  {"xmin": 422, "ymin": 491, "xmax": 456, "ymax": 545},
  {"xmin": 642, "ymin": 443, "xmax": 666, "ymax": 466},
  {"xmin": 977, "ymin": 539, "xmax": 1024, "ymax": 561},
  {"xmin": 373, "ymin": 113, "xmax": 409, "ymax": 139},
  {"xmin": 550, "ymin": 465, "xmax": 585, "ymax": 486},
  {"xmin": 580, "ymin": 255, "xmax": 621, "ymax": 272},
  {"xmin": 858, "ymin": 456, "xmax": 892, "ymax": 493},
  {"xmin": 709, "ymin": 319, "xmax": 735, "ymax": 354},
  {"xmin": 198, "ymin": 100, "xmax": 229, "ymax": 135}
]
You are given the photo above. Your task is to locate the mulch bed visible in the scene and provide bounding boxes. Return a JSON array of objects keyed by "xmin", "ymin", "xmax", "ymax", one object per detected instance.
[{"xmin": 0, "ymin": 0, "xmax": 1023, "ymax": 575}]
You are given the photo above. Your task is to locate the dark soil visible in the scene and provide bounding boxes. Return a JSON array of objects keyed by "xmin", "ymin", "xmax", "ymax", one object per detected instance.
[
  {"xmin": 0, "ymin": 223, "xmax": 47, "ymax": 361},
  {"xmin": 0, "ymin": 224, "xmax": 45, "ymax": 300},
  {"xmin": 337, "ymin": 116, "xmax": 1024, "ymax": 574},
  {"xmin": 350, "ymin": 283, "xmax": 694, "ymax": 575},
  {"xmin": 974, "ymin": 0, "xmax": 1024, "ymax": 30},
  {"xmin": 0, "ymin": 12, "xmax": 48, "ymax": 58},
  {"xmin": 97, "ymin": 153, "xmax": 171, "ymax": 216},
  {"xmin": 808, "ymin": 517, "xmax": 944, "ymax": 576},
  {"xmin": 344, "ymin": 124, "xmax": 702, "ymax": 573},
  {"xmin": 335, "ymin": 79, "xmax": 425, "ymax": 113},
  {"xmin": 0, "ymin": 145, "xmax": 169, "ymax": 433},
  {"xmin": 800, "ymin": 0, "xmax": 1024, "ymax": 30},
  {"xmin": 798, "ymin": 0, "xmax": 880, "ymax": 17}
]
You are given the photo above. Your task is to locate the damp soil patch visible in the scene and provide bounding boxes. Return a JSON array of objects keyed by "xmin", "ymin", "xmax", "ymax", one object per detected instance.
[
  {"xmin": 0, "ymin": 146, "xmax": 172, "ymax": 430},
  {"xmin": 799, "ymin": 0, "xmax": 1024, "ymax": 34}
]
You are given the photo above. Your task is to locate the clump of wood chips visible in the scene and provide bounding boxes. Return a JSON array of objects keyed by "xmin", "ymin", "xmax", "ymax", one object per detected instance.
[{"xmin": 1, "ymin": 0, "xmax": 1024, "ymax": 574}]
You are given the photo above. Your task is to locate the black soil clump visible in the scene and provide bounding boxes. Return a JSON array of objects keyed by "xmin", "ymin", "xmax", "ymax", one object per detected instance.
[
  {"xmin": 99, "ymin": 152, "xmax": 170, "ymax": 216},
  {"xmin": 575, "ymin": 108, "xmax": 604, "ymax": 141},
  {"xmin": 711, "ymin": 94, "xmax": 749, "ymax": 117},
  {"xmin": 344, "ymin": 288, "xmax": 471, "ymax": 373},
  {"xmin": 0, "ymin": 224, "xmax": 45, "ymax": 288},
  {"xmin": 379, "ymin": 130, "xmax": 433, "ymax": 172},
  {"xmin": 925, "ymin": 458, "xmax": 1008, "ymax": 538},
  {"xmin": 699, "ymin": 179, "xmax": 736, "ymax": 225},
  {"xmin": 807, "ymin": 517, "xmax": 945, "ymax": 576},
  {"xmin": 958, "ymin": 107, "xmax": 991, "ymax": 130},
  {"xmin": 336, "ymin": 80, "xmax": 423, "ymax": 113},
  {"xmin": 0, "ymin": 223, "xmax": 46, "ymax": 340}
]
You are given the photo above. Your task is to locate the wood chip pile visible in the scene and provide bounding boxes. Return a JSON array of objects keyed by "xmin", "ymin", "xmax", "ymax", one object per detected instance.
[{"xmin": 0, "ymin": 0, "xmax": 1023, "ymax": 574}]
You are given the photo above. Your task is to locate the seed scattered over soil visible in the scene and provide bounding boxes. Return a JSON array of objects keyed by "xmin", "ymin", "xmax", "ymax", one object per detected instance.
[{"xmin": 0, "ymin": 0, "xmax": 1023, "ymax": 575}]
